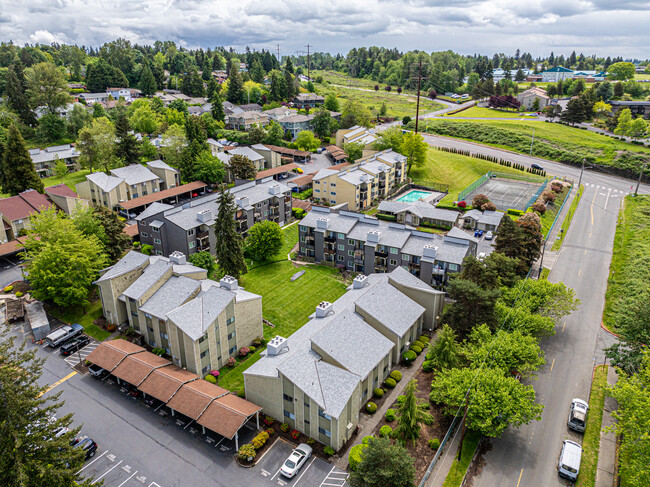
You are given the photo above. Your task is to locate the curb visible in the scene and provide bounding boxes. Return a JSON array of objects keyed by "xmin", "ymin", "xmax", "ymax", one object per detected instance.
[{"xmin": 600, "ymin": 320, "xmax": 621, "ymax": 339}]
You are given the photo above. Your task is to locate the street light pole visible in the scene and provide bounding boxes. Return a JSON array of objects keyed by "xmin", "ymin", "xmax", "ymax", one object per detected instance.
[
  {"xmin": 530, "ymin": 128, "xmax": 535, "ymax": 156},
  {"xmin": 635, "ymin": 162, "xmax": 647, "ymax": 196},
  {"xmin": 538, "ymin": 239, "xmax": 546, "ymax": 279},
  {"xmin": 578, "ymin": 158, "xmax": 585, "ymax": 188}
]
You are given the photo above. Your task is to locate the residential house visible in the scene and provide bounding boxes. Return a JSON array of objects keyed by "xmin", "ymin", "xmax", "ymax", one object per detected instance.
[
  {"xmin": 264, "ymin": 145, "xmax": 312, "ymax": 163},
  {"xmin": 541, "ymin": 66, "xmax": 574, "ymax": 83},
  {"xmin": 34, "ymin": 103, "xmax": 80, "ymax": 120},
  {"xmin": 75, "ymin": 162, "xmax": 179, "ymax": 210},
  {"xmin": 207, "ymin": 138, "xmax": 225, "ymax": 156},
  {"xmin": 298, "ymin": 207, "xmax": 478, "ymax": 285},
  {"xmin": 238, "ymin": 103, "xmax": 263, "ymax": 112},
  {"xmin": 44, "ymin": 184, "xmax": 90, "ymax": 215},
  {"xmin": 107, "ymin": 88, "xmax": 132, "ymax": 101},
  {"xmin": 377, "ymin": 200, "xmax": 460, "ymax": 229},
  {"xmin": 136, "ymin": 178, "xmax": 292, "ymax": 256},
  {"xmin": 78, "ymin": 92, "xmax": 109, "ymax": 104},
  {"xmin": 462, "ymin": 209, "xmax": 505, "ymax": 232},
  {"xmin": 95, "ymin": 251, "xmax": 262, "ymax": 376},
  {"xmin": 28, "ymin": 144, "xmax": 81, "ymax": 178},
  {"xmin": 335, "ymin": 126, "xmax": 377, "ymax": 148},
  {"xmin": 244, "ymin": 268, "xmax": 444, "ymax": 450},
  {"xmin": 516, "ymin": 87, "xmax": 551, "ymax": 110},
  {"xmin": 293, "ymin": 93, "xmax": 324, "ymax": 109},
  {"xmin": 276, "ymin": 114, "xmax": 314, "ymax": 139},
  {"xmin": 264, "ymin": 107, "xmax": 299, "ymax": 121},
  {"xmin": 312, "ymin": 150, "xmax": 407, "ymax": 210},
  {"xmin": 226, "ymin": 111, "xmax": 269, "ymax": 131},
  {"xmin": 226, "ymin": 146, "xmax": 267, "ymax": 171}
]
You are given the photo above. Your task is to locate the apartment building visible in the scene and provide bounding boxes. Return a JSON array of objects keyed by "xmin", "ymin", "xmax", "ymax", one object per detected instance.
[
  {"xmin": 312, "ymin": 150, "xmax": 408, "ymax": 210},
  {"xmin": 377, "ymin": 200, "xmax": 460, "ymax": 229},
  {"xmin": 28, "ymin": 144, "xmax": 81, "ymax": 178},
  {"xmin": 76, "ymin": 161, "xmax": 179, "ymax": 210},
  {"xmin": 95, "ymin": 251, "xmax": 262, "ymax": 376},
  {"xmin": 298, "ymin": 207, "xmax": 478, "ymax": 285},
  {"xmin": 136, "ymin": 178, "xmax": 292, "ymax": 257},
  {"xmin": 226, "ymin": 111, "xmax": 269, "ymax": 131},
  {"xmin": 244, "ymin": 268, "xmax": 444, "ymax": 450},
  {"xmin": 335, "ymin": 126, "xmax": 377, "ymax": 148}
]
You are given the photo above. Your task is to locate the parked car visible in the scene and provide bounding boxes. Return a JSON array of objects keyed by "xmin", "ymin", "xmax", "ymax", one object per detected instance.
[
  {"xmin": 144, "ymin": 396, "xmax": 161, "ymax": 408},
  {"xmin": 567, "ymin": 398, "xmax": 589, "ymax": 433},
  {"xmin": 45, "ymin": 323, "xmax": 84, "ymax": 348},
  {"xmin": 557, "ymin": 440, "xmax": 582, "ymax": 481},
  {"xmin": 280, "ymin": 443, "xmax": 313, "ymax": 478},
  {"xmin": 117, "ymin": 209, "xmax": 136, "ymax": 219},
  {"xmin": 72, "ymin": 437, "xmax": 98, "ymax": 460},
  {"xmin": 485, "ymin": 231, "xmax": 493, "ymax": 240},
  {"xmin": 128, "ymin": 387, "xmax": 142, "ymax": 399},
  {"xmin": 531, "ymin": 163, "xmax": 544, "ymax": 170},
  {"xmin": 88, "ymin": 363, "xmax": 107, "ymax": 378},
  {"xmin": 60, "ymin": 336, "xmax": 90, "ymax": 356}
]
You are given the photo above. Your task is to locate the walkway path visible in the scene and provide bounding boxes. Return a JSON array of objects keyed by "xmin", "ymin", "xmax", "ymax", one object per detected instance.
[
  {"xmin": 595, "ymin": 366, "xmax": 619, "ymax": 487},
  {"xmin": 333, "ymin": 347, "xmax": 429, "ymax": 470}
]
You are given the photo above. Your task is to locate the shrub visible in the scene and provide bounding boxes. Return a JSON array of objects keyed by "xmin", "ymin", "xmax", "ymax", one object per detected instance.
[
  {"xmin": 132, "ymin": 241, "xmax": 140, "ymax": 248},
  {"xmin": 384, "ymin": 378, "xmax": 397, "ymax": 389},
  {"xmin": 385, "ymin": 409, "xmax": 396, "ymax": 422},
  {"xmin": 349, "ymin": 444, "xmax": 365, "ymax": 471},
  {"xmin": 507, "ymin": 208, "xmax": 524, "ymax": 216},
  {"xmin": 542, "ymin": 190, "xmax": 556, "ymax": 203},
  {"xmin": 402, "ymin": 116, "xmax": 411, "ymax": 125},
  {"xmin": 252, "ymin": 337, "xmax": 263, "ymax": 347},
  {"xmin": 264, "ymin": 415, "xmax": 274, "ymax": 426},
  {"xmin": 249, "ymin": 346, "xmax": 256, "ymax": 353},
  {"xmin": 252, "ymin": 431, "xmax": 270, "ymax": 449},
  {"xmin": 280, "ymin": 423, "xmax": 289, "ymax": 432},
  {"xmin": 411, "ymin": 345, "xmax": 422, "ymax": 354},
  {"xmin": 421, "ymin": 402, "xmax": 431, "ymax": 409},
  {"xmin": 472, "ymin": 193, "xmax": 490, "ymax": 208},
  {"xmin": 413, "ymin": 340, "xmax": 425, "ymax": 349},
  {"xmin": 15, "ymin": 291, "xmax": 23, "ymax": 298},
  {"xmin": 397, "ymin": 395, "xmax": 406, "ymax": 404},
  {"xmin": 106, "ymin": 323, "xmax": 117, "ymax": 332},
  {"xmin": 324, "ymin": 446, "xmax": 335, "ymax": 456},
  {"xmin": 307, "ymin": 437, "xmax": 315, "ymax": 445},
  {"xmin": 418, "ymin": 335, "xmax": 430, "ymax": 343},
  {"xmin": 239, "ymin": 346, "xmax": 250, "ymax": 356},
  {"xmin": 402, "ymin": 350, "xmax": 417, "ymax": 362},
  {"xmin": 237, "ymin": 389, "xmax": 245, "ymax": 398},
  {"xmin": 152, "ymin": 347, "xmax": 165, "ymax": 356},
  {"xmin": 423, "ymin": 360, "xmax": 435, "ymax": 372},
  {"xmin": 380, "ymin": 425, "xmax": 393, "ymax": 438},
  {"xmin": 238, "ymin": 443, "xmax": 256, "ymax": 461},
  {"xmin": 362, "ymin": 435, "xmax": 374, "ymax": 445},
  {"xmin": 457, "ymin": 200, "xmax": 467, "ymax": 208},
  {"xmin": 204, "ymin": 374, "xmax": 217, "ymax": 384},
  {"xmin": 429, "ymin": 438, "xmax": 440, "ymax": 450},
  {"xmin": 373, "ymin": 387, "xmax": 384, "ymax": 398},
  {"xmin": 4, "ymin": 285, "xmax": 13, "ymax": 292},
  {"xmin": 482, "ymin": 201, "xmax": 497, "ymax": 211},
  {"xmin": 366, "ymin": 402, "xmax": 377, "ymax": 413},
  {"xmin": 390, "ymin": 370, "xmax": 402, "ymax": 382},
  {"xmin": 531, "ymin": 202, "xmax": 547, "ymax": 214},
  {"xmin": 551, "ymin": 182, "xmax": 563, "ymax": 193},
  {"xmin": 209, "ymin": 369, "xmax": 220, "ymax": 378},
  {"xmin": 227, "ymin": 357, "xmax": 237, "ymax": 367},
  {"xmin": 266, "ymin": 428, "xmax": 275, "ymax": 435},
  {"xmin": 290, "ymin": 429, "xmax": 300, "ymax": 440}
]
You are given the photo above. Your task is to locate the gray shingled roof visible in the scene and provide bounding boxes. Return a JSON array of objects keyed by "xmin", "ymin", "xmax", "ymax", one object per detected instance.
[
  {"xmin": 388, "ymin": 265, "xmax": 442, "ymax": 292},
  {"xmin": 95, "ymin": 251, "xmax": 149, "ymax": 283},
  {"xmin": 110, "ymin": 164, "xmax": 158, "ymax": 186},
  {"xmin": 317, "ymin": 361, "xmax": 359, "ymax": 418},
  {"xmin": 355, "ymin": 281, "xmax": 425, "ymax": 337},
  {"xmin": 87, "ymin": 172, "xmax": 123, "ymax": 192},
  {"xmin": 146, "ymin": 159, "xmax": 177, "ymax": 172},
  {"xmin": 139, "ymin": 276, "xmax": 200, "ymax": 319},
  {"xmin": 166, "ymin": 285, "xmax": 234, "ymax": 341},
  {"xmin": 121, "ymin": 259, "xmax": 171, "ymax": 301},
  {"xmin": 435, "ymin": 241, "xmax": 470, "ymax": 265},
  {"xmin": 227, "ymin": 146, "xmax": 264, "ymax": 161},
  {"xmin": 312, "ymin": 168, "xmax": 339, "ymax": 181},
  {"xmin": 446, "ymin": 226, "xmax": 479, "ymax": 244},
  {"xmin": 299, "ymin": 209, "xmax": 360, "ymax": 234},
  {"xmin": 135, "ymin": 202, "xmax": 173, "ymax": 222},
  {"xmin": 378, "ymin": 200, "xmax": 459, "ymax": 223}
]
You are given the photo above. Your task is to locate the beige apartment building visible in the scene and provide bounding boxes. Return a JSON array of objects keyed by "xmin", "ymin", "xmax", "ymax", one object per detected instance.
[
  {"xmin": 76, "ymin": 161, "xmax": 179, "ymax": 210},
  {"xmin": 95, "ymin": 251, "xmax": 263, "ymax": 376},
  {"xmin": 244, "ymin": 268, "xmax": 443, "ymax": 450},
  {"xmin": 335, "ymin": 126, "xmax": 377, "ymax": 148},
  {"xmin": 312, "ymin": 149, "xmax": 408, "ymax": 210}
]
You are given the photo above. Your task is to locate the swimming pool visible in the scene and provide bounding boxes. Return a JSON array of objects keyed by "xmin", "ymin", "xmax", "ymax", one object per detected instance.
[{"xmin": 396, "ymin": 190, "xmax": 433, "ymax": 203}]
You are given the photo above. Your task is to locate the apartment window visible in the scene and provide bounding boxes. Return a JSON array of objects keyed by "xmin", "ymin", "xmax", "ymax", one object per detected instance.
[
  {"xmin": 304, "ymin": 419, "xmax": 310, "ymax": 425},
  {"xmin": 229, "ymin": 346, "xmax": 237, "ymax": 354},
  {"xmin": 189, "ymin": 241, "xmax": 196, "ymax": 249},
  {"xmin": 348, "ymin": 250, "xmax": 354, "ymax": 256},
  {"xmin": 141, "ymin": 232, "xmax": 148, "ymax": 238},
  {"xmin": 318, "ymin": 410, "xmax": 332, "ymax": 420},
  {"xmin": 147, "ymin": 326, "xmax": 154, "ymax": 333},
  {"xmin": 304, "ymin": 401, "xmax": 310, "ymax": 408},
  {"xmin": 226, "ymin": 316, "xmax": 235, "ymax": 325},
  {"xmin": 449, "ymin": 263, "xmax": 458, "ymax": 272},
  {"xmin": 338, "ymin": 244, "xmax": 344, "ymax": 251},
  {"xmin": 318, "ymin": 427, "xmax": 332, "ymax": 438},
  {"xmin": 199, "ymin": 334, "xmax": 207, "ymax": 344},
  {"xmin": 337, "ymin": 255, "xmax": 344, "ymax": 261},
  {"xmin": 154, "ymin": 238, "xmax": 161, "ymax": 244},
  {"xmin": 188, "ymin": 229, "xmax": 195, "ymax": 236},
  {"xmin": 337, "ymin": 233, "xmax": 345, "ymax": 239},
  {"xmin": 256, "ymin": 203, "xmax": 262, "ymax": 208},
  {"xmin": 390, "ymin": 248, "xmax": 398, "ymax": 254},
  {"xmin": 331, "ymin": 183, "xmax": 336, "ymax": 187},
  {"xmin": 144, "ymin": 313, "xmax": 152, "ymax": 319},
  {"xmin": 348, "ymin": 261, "xmax": 353, "ymax": 267},
  {"xmin": 155, "ymin": 250, "xmax": 163, "ymax": 255},
  {"xmin": 283, "ymin": 393, "xmax": 294, "ymax": 402},
  {"xmin": 200, "ymin": 350, "xmax": 208, "ymax": 359},
  {"xmin": 131, "ymin": 310, "xmax": 137, "ymax": 317},
  {"xmin": 160, "ymin": 333, "xmax": 168, "ymax": 340},
  {"xmin": 331, "ymin": 192, "xmax": 336, "ymax": 196},
  {"xmin": 315, "ymin": 189, "xmax": 320, "ymax": 193},
  {"xmin": 202, "ymin": 365, "xmax": 210, "ymax": 375},
  {"xmin": 284, "ymin": 410, "xmax": 296, "ymax": 420},
  {"xmin": 264, "ymin": 211, "xmax": 268, "ymax": 216},
  {"xmin": 402, "ymin": 254, "xmax": 410, "ymax": 261},
  {"xmin": 300, "ymin": 226, "xmax": 307, "ymax": 231},
  {"xmin": 300, "ymin": 236, "xmax": 305, "ymax": 243},
  {"xmin": 390, "ymin": 259, "xmax": 397, "ymax": 266},
  {"xmin": 227, "ymin": 332, "xmax": 236, "ymax": 340},
  {"xmin": 151, "ymin": 226, "xmax": 160, "ymax": 233},
  {"xmin": 348, "ymin": 239, "xmax": 354, "ymax": 245}
]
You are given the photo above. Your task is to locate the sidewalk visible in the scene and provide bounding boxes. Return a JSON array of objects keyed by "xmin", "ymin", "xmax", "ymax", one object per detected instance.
[
  {"xmin": 424, "ymin": 421, "xmax": 462, "ymax": 487},
  {"xmin": 333, "ymin": 346, "xmax": 429, "ymax": 470},
  {"xmin": 595, "ymin": 366, "xmax": 619, "ymax": 487}
]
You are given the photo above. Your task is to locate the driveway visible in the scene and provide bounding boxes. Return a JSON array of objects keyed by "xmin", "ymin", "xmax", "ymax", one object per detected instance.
[{"xmin": 0, "ymin": 255, "xmax": 23, "ymax": 289}]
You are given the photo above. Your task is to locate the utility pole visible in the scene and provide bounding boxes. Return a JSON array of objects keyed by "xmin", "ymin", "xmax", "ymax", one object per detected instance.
[
  {"xmin": 457, "ymin": 389, "xmax": 470, "ymax": 461},
  {"xmin": 415, "ymin": 59, "xmax": 423, "ymax": 134},
  {"xmin": 529, "ymin": 128, "xmax": 535, "ymax": 155},
  {"xmin": 635, "ymin": 162, "xmax": 647, "ymax": 196},
  {"xmin": 276, "ymin": 44, "xmax": 281, "ymax": 64},
  {"xmin": 578, "ymin": 158, "xmax": 585, "ymax": 188},
  {"xmin": 306, "ymin": 44, "xmax": 311, "ymax": 81},
  {"xmin": 538, "ymin": 239, "xmax": 546, "ymax": 279}
]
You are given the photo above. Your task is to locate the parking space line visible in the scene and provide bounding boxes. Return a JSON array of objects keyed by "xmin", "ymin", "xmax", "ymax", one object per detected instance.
[
  {"xmin": 270, "ymin": 467, "xmax": 282, "ymax": 481},
  {"xmin": 292, "ymin": 457, "xmax": 316, "ymax": 486},
  {"xmin": 118, "ymin": 471, "xmax": 138, "ymax": 487},
  {"xmin": 77, "ymin": 450, "xmax": 107, "ymax": 474},
  {"xmin": 92, "ymin": 460, "xmax": 122, "ymax": 484}
]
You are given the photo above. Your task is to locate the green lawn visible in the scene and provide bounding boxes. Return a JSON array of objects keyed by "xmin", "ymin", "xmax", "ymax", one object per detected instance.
[
  {"xmin": 217, "ymin": 261, "xmax": 348, "ymax": 392},
  {"xmin": 576, "ymin": 365, "xmax": 608, "ymax": 487},
  {"xmin": 552, "ymin": 185, "xmax": 584, "ymax": 251},
  {"xmin": 316, "ymin": 83, "xmax": 444, "ymax": 120},
  {"xmin": 247, "ymin": 223, "xmax": 299, "ymax": 270},
  {"xmin": 445, "ymin": 106, "xmax": 532, "ymax": 119},
  {"xmin": 442, "ymin": 429, "xmax": 482, "ymax": 487},
  {"xmin": 49, "ymin": 299, "xmax": 111, "ymax": 342},
  {"xmin": 41, "ymin": 169, "xmax": 91, "ymax": 191},
  {"xmin": 411, "ymin": 148, "xmax": 544, "ymax": 204}
]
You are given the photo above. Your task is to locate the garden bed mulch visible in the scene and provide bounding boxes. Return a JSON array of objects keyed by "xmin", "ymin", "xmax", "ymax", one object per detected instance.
[{"xmin": 370, "ymin": 367, "xmax": 453, "ymax": 484}]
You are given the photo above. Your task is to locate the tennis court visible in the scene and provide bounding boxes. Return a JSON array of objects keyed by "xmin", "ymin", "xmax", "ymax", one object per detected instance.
[{"xmin": 464, "ymin": 177, "xmax": 545, "ymax": 211}]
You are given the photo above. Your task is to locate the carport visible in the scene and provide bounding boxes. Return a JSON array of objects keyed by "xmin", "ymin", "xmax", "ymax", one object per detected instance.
[
  {"xmin": 85, "ymin": 339, "xmax": 146, "ymax": 373},
  {"xmin": 166, "ymin": 380, "xmax": 229, "ymax": 421},
  {"xmin": 110, "ymin": 350, "xmax": 171, "ymax": 387},
  {"xmin": 196, "ymin": 394, "xmax": 263, "ymax": 450},
  {"xmin": 138, "ymin": 364, "xmax": 198, "ymax": 403}
]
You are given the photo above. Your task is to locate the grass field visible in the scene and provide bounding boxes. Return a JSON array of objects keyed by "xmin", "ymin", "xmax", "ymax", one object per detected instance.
[
  {"xmin": 217, "ymin": 261, "xmax": 348, "ymax": 392},
  {"xmin": 603, "ymin": 195, "xmax": 650, "ymax": 335},
  {"xmin": 316, "ymin": 81, "xmax": 444, "ymax": 119},
  {"xmin": 442, "ymin": 430, "xmax": 482, "ymax": 487},
  {"xmin": 552, "ymin": 185, "xmax": 584, "ymax": 251},
  {"xmin": 445, "ymin": 106, "xmax": 532, "ymax": 119},
  {"xmin": 576, "ymin": 365, "xmax": 608, "ymax": 487},
  {"xmin": 49, "ymin": 299, "xmax": 110, "ymax": 342},
  {"xmin": 41, "ymin": 169, "xmax": 91, "ymax": 191},
  {"xmin": 411, "ymin": 148, "xmax": 544, "ymax": 204}
]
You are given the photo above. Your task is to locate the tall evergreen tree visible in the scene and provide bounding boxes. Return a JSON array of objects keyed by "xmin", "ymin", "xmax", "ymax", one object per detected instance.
[
  {"xmin": 202, "ymin": 57, "xmax": 213, "ymax": 81},
  {"xmin": 250, "ymin": 59, "xmax": 265, "ymax": 84},
  {"xmin": 206, "ymin": 78, "xmax": 219, "ymax": 101},
  {"xmin": 6, "ymin": 61, "xmax": 36, "ymax": 126},
  {"xmin": 284, "ymin": 67, "xmax": 295, "ymax": 100},
  {"xmin": 1, "ymin": 125, "xmax": 44, "ymax": 195},
  {"xmin": 226, "ymin": 63, "xmax": 244, "ymax": 104},
  {"xmin": 139, "ymin": 64, "xmax": 157, "ymax": 97},
  {"xmin": 190, "ymin": 69, "xmax": 206, "ymax": 97},
  {"xmin": 210, "ymin": 91, "xmax": 225, "ymax": 123},
  {"xmin": 394, "ymin": 379, "xmax": 435, "ymax": 444},
  {"xmin": 114, "ymin": 105, "xmax": 140, "ymax": 165},
  {"xmin": 214, "ymin": 190, "xmax": 247, "ymax": 278},
  {"xmin": 269, "ymin": 70, "xmax": 285, "ymax": 102}
]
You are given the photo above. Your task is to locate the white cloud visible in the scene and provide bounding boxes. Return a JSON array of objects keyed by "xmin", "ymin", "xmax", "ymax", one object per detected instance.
[{"xmin": 0, "ymin": 0, "xmax": 647, "ymax": 58}]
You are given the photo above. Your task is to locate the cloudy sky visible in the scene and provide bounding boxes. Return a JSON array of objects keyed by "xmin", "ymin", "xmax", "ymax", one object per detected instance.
[{"xmin": 1, "ymin": 0, "xmax": 649, "ymax": 59}]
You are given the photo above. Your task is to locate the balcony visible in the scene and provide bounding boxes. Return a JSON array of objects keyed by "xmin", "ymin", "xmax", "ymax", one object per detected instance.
[
  {"xmin": 237, "ymin": 221, "xmax": 248, "ymax": 232},
  {"xmin": 324, "ymin": 248, "xmax": 336, "ymax": 255},
  {"xmin": 375, "ymin": 263, "xmax": 387, "ymax": 271},
  {"xmin": 324, "ymin": 235, "xmax": 337, "ymax": 243},
  {"xmin": 197, "ymin": 230, "xmax": 209, "ymax": 240},
  {"xmin": 432, "ymin": 267, "xmax": 445, "ymax": 276},
  {"xmin": 354, "ymin": 257, "xmax": 364, "ymax": 265},
  {"xmin": 408, "ymin": 262, "xmax": 420, "ymax": 270},
  {"xmin": 305, "ymin": 235, "xmax": 315, "ymax": 244},
  {"xmin": 375, "ymin": 249, "xmax": 388, "ymax": 258}
]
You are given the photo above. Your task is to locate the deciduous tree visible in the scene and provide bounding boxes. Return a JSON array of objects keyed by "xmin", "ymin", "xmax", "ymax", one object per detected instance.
[
  {"xmin": 26, "ymin": 62, "xmax": 72, "ymax": 115},
  {"xmin": 77, "ymin": 117, "xmax": 117, "ymax": 173},
  {"xmin": 159, "ymin": 124, "xmax": 187, "ymax": 168},
  {"xmin": 349, "ymin": 437, "xmax": 415, "ymax": 487},
  {"xmin": 295, "ymin": 130, "xmax": 320, "ymax": 151},
  {"xmin": 246, "ymin": 220, "xmax": 283, "ymax": 261},
  {"xmin": 607, "ymin": 61, "xmax": 636, "ymax": 81},
  {"xmin": 401, "ymin": 131, "xmax": 428, "ymax": 174},
  {"xmin": 229, "ymin": 154, "xmax": 256, "ymax": 180},
  {"xmin": 194, "ymin": 151, "xmax": 226, "ymax": 185}
]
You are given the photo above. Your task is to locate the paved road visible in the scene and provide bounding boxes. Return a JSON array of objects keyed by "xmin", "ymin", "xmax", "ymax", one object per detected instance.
[{"xmin": 474, "ymin": 183, "xmax": 620, "ymax": 486}]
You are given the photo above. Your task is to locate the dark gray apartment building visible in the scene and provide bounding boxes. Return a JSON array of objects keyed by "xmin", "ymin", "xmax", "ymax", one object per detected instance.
[
  {"xmin": 298, "ymin": 207, "xmax": 478, "ymax": 286},
  {"xmin": 137, "ymin": 177, "xmax": 292, "ymax": 257}
]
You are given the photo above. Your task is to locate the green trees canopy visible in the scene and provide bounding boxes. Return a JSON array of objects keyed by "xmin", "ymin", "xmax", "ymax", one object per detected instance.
[
  {"xmin": 349, "ymin": 437, "xmax": 415, "ymax": 487},
  {"xmin": 401, "ymin": 132, "xmax": 428, "ymax": 174},
  {"xmin": 26, "ymin": 62, "xmax": 71, "ymax": 115},
  {"xmin": 246, "ymin": 220, "xmax": 283, "ymax": 261},
  {"xmin": 1, "ymin": 124, "xmax": 44, "ymax": 195},
  {"xmin": 213, "ymin": 190, "xmax": 247, "ymax": 278},
  {"xmin": 607, "ymin": 62, "xmax": 636, "ymax": 81},
  {"xmin": 229, "ymin": 154, "xmax": 257, "ymax": 180},
  {"xmin": 76, "ymin": 117, "xmax": 117, "ymax": 173}
]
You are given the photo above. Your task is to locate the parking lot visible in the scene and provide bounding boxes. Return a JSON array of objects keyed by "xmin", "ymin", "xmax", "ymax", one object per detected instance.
[
  {"xmin": 254, "ymin": 438, "xmax": 349, "ymax": 487},
  {"xmin": 77, "ymin": 449, "xmax": 164, "ymax": 487},
  {"xmin": 63, "ymin": 340, "xmax": 99, "ymax": 367}
]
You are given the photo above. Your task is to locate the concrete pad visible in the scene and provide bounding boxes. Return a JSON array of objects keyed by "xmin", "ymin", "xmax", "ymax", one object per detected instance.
[
  {"xmin": 604, "ymin": 396, "xmax": 618, "ymax": 412},
  {"xmin": 595, "ymin": 467, "xmax": 614, "ymax": 487},
  {"xmin": 597, "ymin": 437, "xmax": 617, "ymax": 474},
  {"xmin": 601, "ymin": 414, "xmax": 616, "ymax": 430}
]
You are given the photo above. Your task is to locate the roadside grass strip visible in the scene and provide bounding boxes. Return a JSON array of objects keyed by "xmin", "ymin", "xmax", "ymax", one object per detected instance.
[
  {"xmin": 442, "ymin": 429, "xmax": 482, "ymax": 487},
  {"xmin": 552, "ymin": 185, "xmax": 584, "ymax": 251}
]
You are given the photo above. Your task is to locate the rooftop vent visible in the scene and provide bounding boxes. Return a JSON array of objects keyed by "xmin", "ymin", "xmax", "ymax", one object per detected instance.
[
  {"xmin": 267, "ymin": 336, "xmax": 288, "ymax": 356},
  {"xmin": 353, "ymin": 274, "xmax": 368, "ymax": 289},
  {"xmin": 316, "ymin": 217, "xmax": 329, "ymax": 230},
  {"xmin": 315, "ymin": 301, "xmax": 334, "ymax": 318},
  {"xmin": 236, "ymin": 196, "xmax": 250, "ymax": 209},
  {"xmin": 197, "ymin": 209, "xmax": 212, "ymax": 222},
  {"xmin": 268, "ymin": 184, "xmax": 281, "ymax": 195},
  {"xmin": 169, "ymin": 251, "xmax": 187, "ymax": 265},
  {"xmin": 367, "ymin": 230, "xmax": 380, "ymax": 243},
  {"xmin": 423, "ymin": 245, "xmax": 438, "ymax": 259},
  {"xmin": 220, "ymin": 275, "xmax": 238, "ymax": 290}
]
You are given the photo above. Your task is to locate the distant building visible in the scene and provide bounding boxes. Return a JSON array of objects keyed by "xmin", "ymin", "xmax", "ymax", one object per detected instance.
[
  {"xmin": 609, "ymin": 100, "xmax": 650, "ymax": 119},
  {"xmin": 29, "ymin": 144, "xmax": 81, "ymax": 178},
  {"xmin": 293, "ymin": 93, "xmax": 324, "ymax": 109},
  {"xmin": 516, "ymin": 87, "xmax": 551, "ymax": 110},
  {"xmin": 541, "ymin": 66, "xmax": 574, "ymax": 83},
  {"xmin": 335, "ymin": 126, "xmax": 377, "ymax": 148}
]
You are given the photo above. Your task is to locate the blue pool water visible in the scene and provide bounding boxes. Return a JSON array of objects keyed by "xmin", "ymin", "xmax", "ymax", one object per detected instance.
[{"xmin": 396, "ymin": 190, "xmax": 433, "ymax": 203}]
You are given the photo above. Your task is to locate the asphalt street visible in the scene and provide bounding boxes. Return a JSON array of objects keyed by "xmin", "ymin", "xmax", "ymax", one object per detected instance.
[{"xmin": 473, "ymin": 182, "xmax": 620, "ymax": 486}]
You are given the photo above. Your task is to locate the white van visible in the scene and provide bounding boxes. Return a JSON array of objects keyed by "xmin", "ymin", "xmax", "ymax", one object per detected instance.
[{"xmin": 558, "ymin": 440, "xmax": 582, "ymax": 481}]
